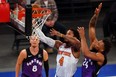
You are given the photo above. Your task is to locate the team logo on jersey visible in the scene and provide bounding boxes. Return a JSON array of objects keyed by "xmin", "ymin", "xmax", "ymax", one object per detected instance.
[
  {"xmin": 58, "ymin": 50, "xmax": 71, "ymax": 57},
  {"xmin": 27, "ymin": 58, "xmax": 42, "ymax": 66}
]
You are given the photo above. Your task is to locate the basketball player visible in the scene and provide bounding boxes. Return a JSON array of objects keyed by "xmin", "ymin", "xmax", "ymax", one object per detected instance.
[
  {"xmin": 34, "ymin": 27, "xmax": 81, "ymax": 77},
  {"xmin": 77, "ymin": 3, "xmax": 111, "ymax": 77},
  {"xmin": 34, "ymin": 0, "xmax": 66, "ymax": 53},
  {"xmin": 15, "ymin": 35, "xmax": 49, "ymax": 77}
]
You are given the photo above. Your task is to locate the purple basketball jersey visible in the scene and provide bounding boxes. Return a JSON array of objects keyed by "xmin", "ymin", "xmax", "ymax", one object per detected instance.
[
  {"xmin": 82, "ymin": 58, "xmax": 96, "ymax": 77},
  {"xmin": 21, "ymin": 48, "xmax": 43, "ymax": 77}
]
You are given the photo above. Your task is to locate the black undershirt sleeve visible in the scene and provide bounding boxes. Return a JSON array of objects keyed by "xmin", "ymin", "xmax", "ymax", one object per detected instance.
[{"xmin": 44, "ymin": 60, "xmax": 49, "ymax": 77}]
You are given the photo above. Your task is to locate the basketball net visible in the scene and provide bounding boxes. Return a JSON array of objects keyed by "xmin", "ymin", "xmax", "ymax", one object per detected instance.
[{"xmin": 31, "ymin": 7, "xmax": 51, "ymax": 37}]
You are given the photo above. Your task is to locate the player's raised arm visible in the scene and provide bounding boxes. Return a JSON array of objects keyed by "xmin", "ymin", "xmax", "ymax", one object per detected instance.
[
  {"xmin": 35, "ymin": 28, "xmax": 63, "ymax": 49},
  {"xmin": 50, "ymin": 28, "xmax": 81, "ymax": 51},
  {"xmin": 89, "ymin": 3, "xmax": 102, "ymax": 44}
]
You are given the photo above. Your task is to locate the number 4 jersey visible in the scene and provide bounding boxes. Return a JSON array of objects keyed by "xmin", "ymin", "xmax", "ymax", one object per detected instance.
[
  {"xmin": 21, "ymin": 48, "xmax": 43, "ymax": 77},
  {"xmin": 55, "ymin": 43, "xmax": 79, "ymax": 77}
]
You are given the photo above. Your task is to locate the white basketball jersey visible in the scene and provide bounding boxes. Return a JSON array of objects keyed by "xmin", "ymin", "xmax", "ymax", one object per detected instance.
[{"xmin": 55, "ymin": 43, "xmax": 79, "ymax": 77}]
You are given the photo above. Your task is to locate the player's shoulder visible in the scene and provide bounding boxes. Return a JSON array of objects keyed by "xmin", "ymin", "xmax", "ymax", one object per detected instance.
[
  {"xmin": 20, "ymin": 49, "xmax": 27, "ymax": 56},
  {"xmin": 96, "ymin": 52, "xmax": 105, "ymax": 61},
  {"xmin": 43, "ymin": 49, "xmax": 48, "ymax": 55}
]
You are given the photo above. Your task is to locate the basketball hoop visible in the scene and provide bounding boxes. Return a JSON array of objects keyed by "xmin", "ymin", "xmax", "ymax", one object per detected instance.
[
  {"xmin": 32, "ymin": 8, "xmax": 51, "ymax": 18},
  {"xmin": 31, "ymin": 7, "xmax": 51, "ymax": 36}
]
